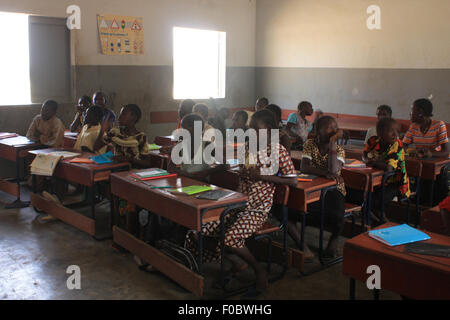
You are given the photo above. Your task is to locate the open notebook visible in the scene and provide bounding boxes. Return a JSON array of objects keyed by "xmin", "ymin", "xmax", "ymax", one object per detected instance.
[{"xmin": 31, "ymin": 154, "xmax": 63, "ymax": 176}]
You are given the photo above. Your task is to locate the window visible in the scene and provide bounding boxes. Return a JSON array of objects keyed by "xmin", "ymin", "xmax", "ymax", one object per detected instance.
[
  {"xmin": 0, "ymin": 12, "xmax": 70, "ymax": 106},
  {"xmin": 173, "ymin": 27, "xmax": 226, "ymax": 100},
  {"xmin": 0, "ymin": 12, "xmax": 31, "ymax": 105}
]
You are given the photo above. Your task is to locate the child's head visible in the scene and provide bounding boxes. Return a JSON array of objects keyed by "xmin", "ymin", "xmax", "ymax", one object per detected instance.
[
  {"xmin": 377, "ymin": 118, "xmax": 398, "ymax": 145},
  {"xmin": 255, "ymin": 97, "xmax": 269, "ymax": 111},
  {"xmin": 250, "ymin": 109, "xmax": 277, "ymax": 146},
  {"xmin": 232, "ymin": 111, "xmax": 248, "ymax": 129},
  {"xmin": 118, "ymin": 104, "xmax": 142, "ymax": 127},
  {"xmin": 181, "ymin": 113, "xmax": 204, "ymax": 138},
  {"xmin": 192, "ymin": 103, "xmax": 209, "ymax": 120},
  {"xmin": 298, "ymin": 101, "xmax": 313, "ymax": 117},
  {"xmin": 178, "ymin": 99, "xmax": 196, "ymax": 120},
  {"xmin": 84, "ymin": 105, "xmax": 104, "ymax": 126},
  {"xmin": 315, "ymin": 115, "xmax": 338, "ymax": 144},
  {"xmin": 78, "ymin": 96, "xmax": 92, "ymax": 110},
  {"xmin": 266, "ymin": 104, "xmax": 282, "ymax": 124},
  {"xmin": 411, "ymin": 98, "xmax": 433, "ymax": 124},
  {"xmin": 376, "ymin": 105, "xmax": 392, "ymax": 120},
  {"xmin": 41, "ymin": 99, "xmax": 58, "ymax": 121},
  {"xmin": 93, "ymin": 91, "xmax": 106, "ymax": 107},
  {"xmin": 217, "ymin": 107, "xmax": 230, "ymax": 120}
]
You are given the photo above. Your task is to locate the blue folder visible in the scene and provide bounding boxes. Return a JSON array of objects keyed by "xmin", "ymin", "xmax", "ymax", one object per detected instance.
[
  {"xmin": 368, "ymin": 224, "xmax": 430, "ymax": 246},
  {"xmin": 90, "ymin": 151, "xmax": 114, "ymax": 164}
]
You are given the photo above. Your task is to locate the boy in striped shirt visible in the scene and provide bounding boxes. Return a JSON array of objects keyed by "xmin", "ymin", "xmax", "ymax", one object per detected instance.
[{"xmin": 403, "ymin": 98, "xmax": 449, "ymax": 158}]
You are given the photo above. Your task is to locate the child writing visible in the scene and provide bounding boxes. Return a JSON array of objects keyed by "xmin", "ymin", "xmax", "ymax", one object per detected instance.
[
  {"xmin": 70, "ymin": 95, "xmax": 92, "ymax": 133},
  {"xmin": 73, "ymin": 105, "xmax": 107, "ymax": 154},
  {"xmin": 185, "ymin": 109, "xmax": 297, "ymax": 295},
  {"xmin": 363, "ymin": 118, "xmax": 411, "ymax": 223},
  {"xmin": 26, "ymin": 99, "xmax": 65, "ymax": 147},
  {"xmin": 94, "ymin": 104, "xmax": 150, "ymax": 168}
]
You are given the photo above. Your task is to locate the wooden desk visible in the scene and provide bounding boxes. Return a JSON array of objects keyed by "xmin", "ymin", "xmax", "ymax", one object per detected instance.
[
  {"xmin": 420, "ymin": 206, "xmax": 449, "ymax": 235},
  {"xmin": 154, "ymin": 135, "xmax": 176, "ymax": 147},
  {"xmin": 0, "ymin": 135, "xmax": 43, "ymax": 208},
  {"xmin": 110, "ymin": 171, "xmax": 247, "ymax": 296},
  {"xmin": 343, "ymin": 222, "xmax": 450, "ymax": 299},
  {"xmin": 63, "ymin": 131, "xmax": 78, "ymax": 149},
  {"xmin": 148, "ymin": 150, "xmax": 170, "ymax": 170},
  {"xmin": 343, "ymin": 145, "xmax": 364, "ymax": 160},
  {"xmin": 29, "ymin": 148, "xmax": 130, "ymax": 238}
]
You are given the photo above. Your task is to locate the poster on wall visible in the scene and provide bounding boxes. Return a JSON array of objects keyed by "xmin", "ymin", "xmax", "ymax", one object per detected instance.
[{"xmin": 97, "ymin": 14, "xmax": 144, "ymax": 55}]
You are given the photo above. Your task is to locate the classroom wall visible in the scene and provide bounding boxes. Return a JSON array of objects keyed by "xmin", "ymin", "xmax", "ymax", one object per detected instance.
[
  {"xmin": 255, "ymin": 0, "xmax": 450, "ymax": 122},
  {"xmin": 0, "ymin": 0, "xmax": 256, "ymax": 140}
]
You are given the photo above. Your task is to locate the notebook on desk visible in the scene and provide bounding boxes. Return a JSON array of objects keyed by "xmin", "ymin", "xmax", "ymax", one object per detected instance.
[
  {"xmin": 368, "ymin": 224, "xmax": 430, "ymax": 246},
  {"xmin": 131, "ymin": 168, "xmax": 177, "ymax": 181},
  {"xmin": 297, "ymin": 173, "xmax": 318, "ymax": 182},
  {"xmin": 30, "ymin": 153, "xmax": 62, "ymax": 176},
  {"xmin": 170, "ymin": 185, "xmax": 212, "ymax": 196},
  {"xmin": 195, "ymin": 189, "xmax": 235, "ymax": 201}
]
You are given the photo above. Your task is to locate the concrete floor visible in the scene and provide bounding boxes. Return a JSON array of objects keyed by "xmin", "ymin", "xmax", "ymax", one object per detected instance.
[{"xmin": 0, "ymin": 187, "xmax": 399, "ymax": 300}]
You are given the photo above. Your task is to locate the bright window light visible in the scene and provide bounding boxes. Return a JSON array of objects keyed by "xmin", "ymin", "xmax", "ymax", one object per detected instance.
[
  {"xmin": 173, "ymin": 27, "xmax": 226, "ymax": 100},
  {"xmin": 0, "ymin": 12, "xmax": 31, "ymax": 105}
]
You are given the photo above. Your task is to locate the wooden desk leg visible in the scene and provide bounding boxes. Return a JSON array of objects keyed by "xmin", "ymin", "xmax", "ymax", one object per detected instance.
[
  {"xmin": 349, "ymin": 278, "xmax": 356, "ymax": 300},
  {"xmin": 300, "ymin": 212, "xmax": 306, "ymax": 251},
  {"xmin": 5, "ymin": 152, "xmax": 29, "ymax": 209}
]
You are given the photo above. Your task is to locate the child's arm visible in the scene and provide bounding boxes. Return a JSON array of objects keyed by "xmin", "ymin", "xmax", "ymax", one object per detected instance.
[
  {"xmin": 244, "ymin": 167, "xmax": 297, "ymax": 187},
  {"xmin": 70, "ymin": 111, "xmax": 83, "ymax": 132},
  {"xmin": 93, "ymin": 116, "xmax": 111, "ymax": 152},
  {"xmin": 26, "ymin": 117, "xmax": 40, "ymax": 141}
]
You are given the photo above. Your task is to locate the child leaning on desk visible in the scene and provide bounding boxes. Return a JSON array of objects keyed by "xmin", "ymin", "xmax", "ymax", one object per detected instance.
[{"xmin": 184, "ymin": 109, "xmax": 297, "ymax": 296}]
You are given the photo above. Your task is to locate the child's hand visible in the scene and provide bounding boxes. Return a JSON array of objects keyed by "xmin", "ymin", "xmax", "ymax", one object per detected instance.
[
  {"xmin": 101, "ymin": 115, "xmax": 112, "ymax": 133},
  {"xmin": 329, "ymin": 129, "xmax": 344, "ymax": 144}
]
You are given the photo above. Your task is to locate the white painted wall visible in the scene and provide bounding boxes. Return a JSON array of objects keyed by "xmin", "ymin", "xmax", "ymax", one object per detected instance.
[
  {"xmin": 0, "ymin": 0, "xmax": 256, "ymax": 67},
  {"xmin": 256, "ymin": 0, "xmax": 450, "ymax": 69}
]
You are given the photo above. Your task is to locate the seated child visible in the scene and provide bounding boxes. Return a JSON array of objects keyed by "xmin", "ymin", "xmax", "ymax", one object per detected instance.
[
  {"xmin": 185, "ymin": 109, "xmax": 297, "ymax": 295},
  {"xmin": 288, "ymin": 116, "xmax": 346, "ymax": 259},
  {"xmin": 26, "ymin": 99, "xmax": 65, "ymax": 147},
  {"xmin": 286, "ymin": 101, "xmax": 314, "ymax": 150},
  {"xmin": 403, "ymin": 98, "xmax": 449, "ymax": 158},
  {"xmin": 266, "ymin": 104, "xmax": 292, "ymax": 152},
  {"xmin": 70, "ymin": 95, "xmax": 92, "ymax": 133},
  {"xmin": 177, "ymin": 99, "xmax": 196, "ymax": 129},
  {"xmin": 94, "ymin": 104, "xmax": 150, "ymax": 168},
  {"xmin": 93, "ymin": 91, "xmax": 116, "ymax": 128},
  {"xmin": 73, "ymin": 105, "xmax": 107, "ymax": 154},
  {"xmin": 365, "ymin": 105, "xmax": 392, "ymax": 144},
  {"xmin": 230, "ymin": 111, "xmax": 249, "ymax": 131},
  {"xmin": 363, "ymin": 118, "xmax": 411, "ymax": 223},
  {"xmin": 403, "ymin": 98, "xmax": 448, "ymax": 205},
  {"xmin": 168, "ymin": 113, "xmax": 227, "ymax": 181}
]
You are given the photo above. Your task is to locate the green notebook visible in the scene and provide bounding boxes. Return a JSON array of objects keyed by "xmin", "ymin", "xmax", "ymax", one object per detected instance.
[
  {"xmin": 170, "ymin": 185, "xmax": 213, "ymax": 196},
  {"xmin": 148, "ymin": 143, "xmax": 162, "ymax": 151}
]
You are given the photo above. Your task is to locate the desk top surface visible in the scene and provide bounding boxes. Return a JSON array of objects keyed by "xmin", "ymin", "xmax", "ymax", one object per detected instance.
[
  {"xmin": 345, "ymin": 222, "xmax": 450, "ymax": 273},
  {"xmin": 29, "ymin": 148, "xmax": 130, "ymax": 172},
  {"xmin": 111, "ymin": 170, "xmax": 248, "ymax": 211},
  {"xmin": 0, "ymin": 135, "xmax": 40, "ymax": 148}
]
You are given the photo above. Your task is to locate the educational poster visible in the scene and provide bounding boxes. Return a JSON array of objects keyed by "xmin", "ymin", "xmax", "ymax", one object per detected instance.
[{"xmin": 97, "ymin": 14, "xmax": 144, "ymax": 55}]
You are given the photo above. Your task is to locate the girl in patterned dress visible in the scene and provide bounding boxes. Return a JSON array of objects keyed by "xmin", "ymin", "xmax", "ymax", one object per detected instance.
[
  {"xmin": 363, "ymin": 118, "xmax": 410, "ymax": 224},
  {"xmin": 288, "ymin": 116, "xmax": 347, "ymax": 259},
  {"xmin": 94, "ymin": 104, "xmax": 150, "ymax": 168},
  {"xmin": 185, "ymin": 109, "xmax": 297, "ymax": 293}
]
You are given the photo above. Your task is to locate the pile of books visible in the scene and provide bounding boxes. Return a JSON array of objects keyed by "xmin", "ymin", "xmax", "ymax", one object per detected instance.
[{"xmin": 344, "ymin": 159, "xmax": 367, "ymax": 168}]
